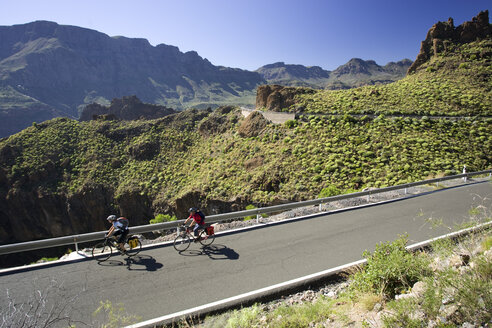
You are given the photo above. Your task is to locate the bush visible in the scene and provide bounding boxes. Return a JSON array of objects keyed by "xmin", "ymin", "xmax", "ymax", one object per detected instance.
[
  {"xmin": 284, "ymin": 119, "xmax": 297, "ymax": 128},
  {"xmin": 225, "ymin": 304, "xmax": 262, "ymax": 328},
  {"xmin": 149, "ymin": 214, "xmax": 177, "ymax": 224},
  {"xmin": 349, "ymin": 234, "xmax": 431, "ymax": 298},
  {"xmin": 318, "ymin": 185, "xmax": 341, "ymax": 198}
]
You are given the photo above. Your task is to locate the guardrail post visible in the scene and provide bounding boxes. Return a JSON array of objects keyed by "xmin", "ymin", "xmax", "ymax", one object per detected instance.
[
  {"xmin": 404, "ymin": 188, "xmax": 408, "ymax": 194},
  {"xmin": 319, "ymin": 203, "xmax": 322, "ymax": 212},
  {"xmin": 74, "ymin": 238, "xmax": 79, "ymax": 253},
  {"xmin": 256, "ymin": 213, "xmax": 260, "ymax": 223},
  {"xmin": 463, "ymin": 165, "xmax": 467, "ymax": 182}
]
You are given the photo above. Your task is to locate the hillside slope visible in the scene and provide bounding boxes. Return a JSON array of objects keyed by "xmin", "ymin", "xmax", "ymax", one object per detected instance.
[{"xmin": 258, "ymin": 11, "xmax": 491, "ymax": 117}]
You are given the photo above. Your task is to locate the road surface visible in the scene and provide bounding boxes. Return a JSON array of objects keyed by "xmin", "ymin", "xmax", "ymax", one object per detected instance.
[{"xmin": 0, "ymin": 181, "xmax": 490, "ymax": 326}]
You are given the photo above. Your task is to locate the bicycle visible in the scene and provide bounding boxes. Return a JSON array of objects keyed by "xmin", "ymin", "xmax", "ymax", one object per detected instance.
[
  {"xmin": 173, "ymin": 224, "xmax": 215, "ymax": 251},
  {"xmin": 91, "ymin": 234, "xmax": 142, "ymax": 261}
]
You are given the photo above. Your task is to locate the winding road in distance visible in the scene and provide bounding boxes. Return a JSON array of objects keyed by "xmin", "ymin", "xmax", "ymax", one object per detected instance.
[{"xmin": 1, "ymin": 181, "xmax": 490, "ymax": 326}]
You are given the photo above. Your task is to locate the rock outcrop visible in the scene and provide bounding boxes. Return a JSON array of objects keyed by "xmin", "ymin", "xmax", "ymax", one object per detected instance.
[
  {"xmin": 237, "ymin": 111, "xmax": 269, "ymax": 137},
  {"xmin": 197, "ymin": 106, "xmax": 240, "ymax": 137},
  {"xmin": 408, "ymin": 10, "xmax": 492, "ymax": 73},
  {"xmin": 79, "ymin": 95, "xmax": 176, "ymax": 121},
  {"xmin": 255, "ymin": 85, "xmax": 316, "ymax": 112}
]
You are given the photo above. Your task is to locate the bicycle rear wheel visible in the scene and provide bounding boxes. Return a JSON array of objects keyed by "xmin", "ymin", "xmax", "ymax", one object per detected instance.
[
  {"xmin": 126, "ymin": 237, "xmax": 142, "ymax": 257},
  {"xmin": 92, "ymin": 242, "xmax": 113, "ymax": 261},
  {"xmin": 174, "ymin": 233, "xmax": 191, "ymax": 251},
  {"xmin": 199, "ymin": 230, "xmax": 215, "ymax": 247}
]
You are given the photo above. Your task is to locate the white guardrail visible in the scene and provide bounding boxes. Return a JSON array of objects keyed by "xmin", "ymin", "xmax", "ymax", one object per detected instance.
[{"xmin": 0, "ymin": 170, "xmax": 490, "ymax": 256}]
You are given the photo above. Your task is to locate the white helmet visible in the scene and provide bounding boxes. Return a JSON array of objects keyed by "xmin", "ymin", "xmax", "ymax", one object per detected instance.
[{"xmin": 106, "ymin": 215, "xmax": 117, "ymax": 221}]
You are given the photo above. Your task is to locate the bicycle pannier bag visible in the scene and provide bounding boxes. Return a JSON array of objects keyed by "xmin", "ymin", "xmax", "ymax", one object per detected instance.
[{"xmin": 128, "ymin": 236, "xmax": 138, "ymax": 249}]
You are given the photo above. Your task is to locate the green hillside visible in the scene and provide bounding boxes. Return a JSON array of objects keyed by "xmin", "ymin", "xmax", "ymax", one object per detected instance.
[
  {"xmin": 292, "ymin": 39, "xmax": 491, "ymax": 116},
  {"xmin": 1, "ymin": 106, "xmax": 490, "ymax": 212}
]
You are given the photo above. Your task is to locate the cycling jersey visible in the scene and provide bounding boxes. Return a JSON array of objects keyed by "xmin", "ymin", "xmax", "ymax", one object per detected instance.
[
  {"xmin": 113, "ymin": 217, "xmax": 129, "ymax": 231},
  {"xmin": 189, "ymin": 212, "xmax": 204, "ymax": 225}
]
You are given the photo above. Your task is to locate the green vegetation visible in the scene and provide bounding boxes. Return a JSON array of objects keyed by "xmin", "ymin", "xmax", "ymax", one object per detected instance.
[
  {"xmin": 30, "ymin": 257, "xmax": 59, "ymax": 264},
  {"xmin": 293, "ymin": 40, "xmax": 492, "ymax": 116},
  {"xmin": 1, "ymin": 107, "xmax": 490, "ymax": 211},
  {"xmin": 93, "ymin": 300, "xmax": 141, "ymax": 327},
  {"xmin": 348, "ymin": 234, "xmax": 431, "ymax": 298},
  {"xmin": 149, "ymin": 214, "xmax": 178, "ymax": 224}
]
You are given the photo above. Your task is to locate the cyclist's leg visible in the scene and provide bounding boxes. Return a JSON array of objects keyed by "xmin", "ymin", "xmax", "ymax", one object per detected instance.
[
  {"xmin": 114, "ymin": 230, "xmax": 127, "ymax": 251},
  {"xmin": 193, "ymin": 224, "xmax": 201, "ymax": 241}
]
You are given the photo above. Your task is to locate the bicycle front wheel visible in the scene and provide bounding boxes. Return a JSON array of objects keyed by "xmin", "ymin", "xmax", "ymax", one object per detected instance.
[
  {"xmin": 126, "ymin": 237, "xmax": 142, "ymax": 257},
  {"xmin": 173, "ymin": 234, "xmax": 191, "ymax": 252},
  {"xmin": 92, "ymin": 242, "xmax": 113, "ymax": 261},
  {"xmin": 199, "ymin": 230, "xmax": 215, "ymax": 247}
]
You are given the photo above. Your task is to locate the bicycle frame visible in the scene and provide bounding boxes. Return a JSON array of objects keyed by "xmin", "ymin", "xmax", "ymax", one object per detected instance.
[{"xmin": 180, "ymin": 226, "xmax": 210, "ymax": 241}]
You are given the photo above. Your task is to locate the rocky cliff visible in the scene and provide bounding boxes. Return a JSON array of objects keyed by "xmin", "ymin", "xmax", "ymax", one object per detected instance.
[
  {"xmin": 408, "ymin": 10, "xmax": 491, "ymax": 73},
  {"xmin": 255, "ymin": 85, "xmax": 316, "ymax": 112}
]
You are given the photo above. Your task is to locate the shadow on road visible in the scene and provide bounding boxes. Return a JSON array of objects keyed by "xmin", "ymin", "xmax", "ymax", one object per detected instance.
[
  {"xmin": 96, "ymin": 255, "xmax": 164, "ymax": 271},
  {"xmin": 177, "ymin": 244, "xmax": 239, "ymax": 260}
]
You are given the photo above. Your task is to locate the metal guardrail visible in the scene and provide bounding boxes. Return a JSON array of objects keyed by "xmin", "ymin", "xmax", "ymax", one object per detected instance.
[{"xmin": 0, "ymin": 170, "xmax": 490, "ymax": 256}]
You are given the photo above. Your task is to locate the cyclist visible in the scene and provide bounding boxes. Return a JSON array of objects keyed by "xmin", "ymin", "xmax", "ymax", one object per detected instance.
[
  {"xmin": 184, "ymin": 207, "xmax": 205, "ymax": 242},
  {"xmin": 106, "ymin": 215, "xmax": 129, "ymax": 252}
]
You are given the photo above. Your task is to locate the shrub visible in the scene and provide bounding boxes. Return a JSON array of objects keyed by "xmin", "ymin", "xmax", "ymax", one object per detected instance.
[
  {"xmin": 149, "ymin": 214, "xmax": 177, "ymax": 224},
  {"xmin": 349, "ymin": 234, "xmax": 431, "ymax": 298},
  {"xmin": 284, "ymin": 119, "xmax": 297, "ymax": 128},
  {"xmin": 225, "ymin": 304, "xmax": 262, "ymax": 328},
  {"xmin": 318, "ymin": 185, "xmax": 341, "ymax": 198}
]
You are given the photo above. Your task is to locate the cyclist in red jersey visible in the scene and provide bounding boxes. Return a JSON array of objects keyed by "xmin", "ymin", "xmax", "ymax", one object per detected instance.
[{"xmin": 184, "ymin": 207, "xmax": 205, "ymax": 242}]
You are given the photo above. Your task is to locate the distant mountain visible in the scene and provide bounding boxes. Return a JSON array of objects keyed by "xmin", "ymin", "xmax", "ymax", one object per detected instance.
[
  {"xmin": 255, "ymin": 62, "xmax": 330, "ymax": 88},
  {"xmin": 0, "ymin": 21, "xmax": 265, "ymax": 137},
  {"xmin": 255, "ymin": 59, "xmax": 412, "ymax": 90},
  {"xmin": 0, "ymin": 20, "xmax": 413, "ymax": 138}
]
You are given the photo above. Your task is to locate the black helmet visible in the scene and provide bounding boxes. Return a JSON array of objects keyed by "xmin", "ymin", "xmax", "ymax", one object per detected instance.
[
  {"xmin": 188, "ymin": 207, "xmax": 197, "ymax": 212},
  {"xmin": 106, "ymin": 215, "xmax": 117, "ymax": 221}
]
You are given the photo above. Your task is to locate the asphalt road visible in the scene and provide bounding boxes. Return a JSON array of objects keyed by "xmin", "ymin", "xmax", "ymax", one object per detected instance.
[{"xmin": 1, "ymin": 181, "xmax": 490, "ymax": 326}]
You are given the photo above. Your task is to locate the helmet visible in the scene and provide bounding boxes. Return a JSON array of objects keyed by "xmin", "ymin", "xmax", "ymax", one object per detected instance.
[
  {"xmin": 106, "ymin": 215, "xmax": 117, "ymax": 221},
  {"xmin": 188, "ymin": 207, "xmax": 197, "ymax": 212}
]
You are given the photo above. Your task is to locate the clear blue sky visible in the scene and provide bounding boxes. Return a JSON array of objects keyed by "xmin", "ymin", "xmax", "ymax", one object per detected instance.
[{"xmin": 1, "ymin": 0, "xmax": 490, "ymax": 71}]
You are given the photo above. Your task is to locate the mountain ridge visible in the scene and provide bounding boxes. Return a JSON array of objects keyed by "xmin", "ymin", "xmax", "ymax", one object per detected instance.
[{"xmin": 255, "ymin": 58, "xmax": 412, "ymax": 89}]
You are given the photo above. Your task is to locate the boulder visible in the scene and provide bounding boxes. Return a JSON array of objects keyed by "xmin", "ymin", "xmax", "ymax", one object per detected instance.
[{"xmin": 237, "ymin": 111, "xmax": 268, "ymax": 138}]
